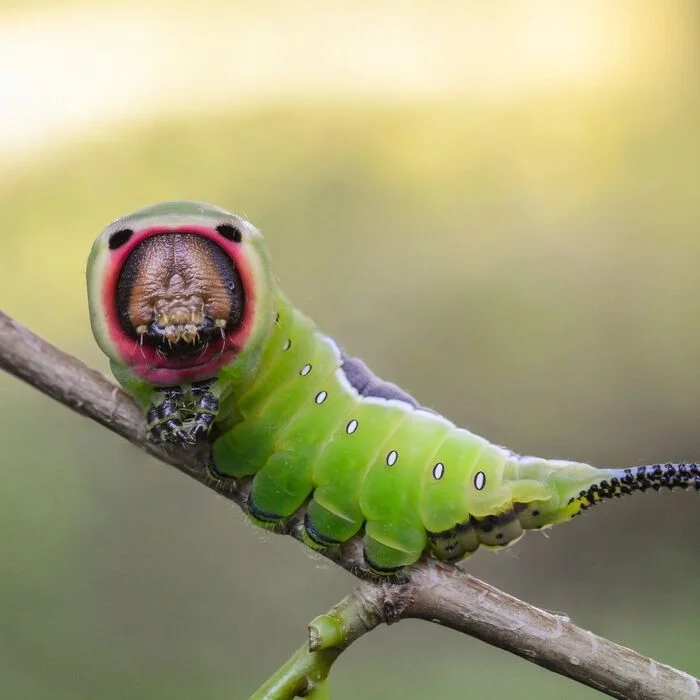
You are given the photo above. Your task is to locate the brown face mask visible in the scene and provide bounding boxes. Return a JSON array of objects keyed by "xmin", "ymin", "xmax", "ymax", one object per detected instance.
[{"xmin": 116, "ymin": 233, "xmax": 244, "ymax": 359}]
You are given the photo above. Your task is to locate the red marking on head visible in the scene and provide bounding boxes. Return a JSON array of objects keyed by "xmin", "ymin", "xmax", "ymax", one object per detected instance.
[{"xmin": 101, "ymin": 224, "xmax": 256, "ymax": 385}]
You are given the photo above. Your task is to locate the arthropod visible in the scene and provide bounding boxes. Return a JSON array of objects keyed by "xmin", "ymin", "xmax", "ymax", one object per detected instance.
[{"xmin": 86, "ymin": 200, "xmax": 699, "ymax": 577}]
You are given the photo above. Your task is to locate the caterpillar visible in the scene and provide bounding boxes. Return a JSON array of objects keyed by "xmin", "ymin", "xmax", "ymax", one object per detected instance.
[{"xmin": 86, "ymin": 200, "xmax": 700, "ymax": 576}]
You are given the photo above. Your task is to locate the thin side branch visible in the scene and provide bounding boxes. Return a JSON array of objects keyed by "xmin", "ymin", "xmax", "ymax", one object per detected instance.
[
  {"xmin": 1, "ymin": 309, "xmax": 697, "ymax": 700},
  {"xmin": 250, "ymin": 582, "xmax": 392, "ymax": 699}
]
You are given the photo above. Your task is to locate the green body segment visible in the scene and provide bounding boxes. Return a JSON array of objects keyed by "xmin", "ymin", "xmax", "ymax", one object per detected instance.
[{"xmin": 209, "ymin": 295, "xmax": 626, "ymax": 572}]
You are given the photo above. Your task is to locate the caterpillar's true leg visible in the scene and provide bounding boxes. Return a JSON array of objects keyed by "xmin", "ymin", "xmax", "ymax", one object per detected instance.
[
  {"xmin": 190, "ymin": 380, "xmax": 220, "ymax": 442},
  {"xmin": 146, "ymin": 386, "xmax": 193, "ymax": 445}
]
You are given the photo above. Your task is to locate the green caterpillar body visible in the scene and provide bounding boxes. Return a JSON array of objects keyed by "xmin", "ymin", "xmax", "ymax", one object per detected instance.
[{"xmin": 86, "ymin": 201, "xmax": 700, "ymax": 575}]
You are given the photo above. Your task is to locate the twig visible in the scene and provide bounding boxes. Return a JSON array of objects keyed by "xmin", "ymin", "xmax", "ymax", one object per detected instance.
[
  {"xmin": 0, "ymin": 308, "xmax": 697, "ymax": 700},
  {"xmin": 249, "ymin": 582, "xmax": 392, "ymax": 699}
]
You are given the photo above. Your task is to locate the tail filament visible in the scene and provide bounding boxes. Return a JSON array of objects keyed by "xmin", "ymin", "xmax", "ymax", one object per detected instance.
[{"xmin": 575, "ymin": 463, "xmax": 700, "ymax": 512}]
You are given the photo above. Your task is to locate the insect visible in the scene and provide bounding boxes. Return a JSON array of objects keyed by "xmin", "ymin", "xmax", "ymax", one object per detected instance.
[{"xmin": 86, "ymin": 200, "xmax": 700, "ymax": 577}]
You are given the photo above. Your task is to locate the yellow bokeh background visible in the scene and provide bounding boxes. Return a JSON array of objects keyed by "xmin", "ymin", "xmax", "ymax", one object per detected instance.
[{"xmin": 1, "ymin": 1, "xmax": 698, "ymax": 698}]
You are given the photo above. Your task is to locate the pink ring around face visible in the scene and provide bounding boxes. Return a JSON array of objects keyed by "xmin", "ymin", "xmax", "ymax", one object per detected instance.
[{"xmin": 102, "ymin": 224, "xmax": 256, "ymax": 385}]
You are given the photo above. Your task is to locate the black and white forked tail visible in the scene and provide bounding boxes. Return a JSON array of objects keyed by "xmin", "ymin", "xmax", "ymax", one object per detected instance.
[{"xmin": 576, "ymin": 463, "xmax": 700, "ymax": 511}]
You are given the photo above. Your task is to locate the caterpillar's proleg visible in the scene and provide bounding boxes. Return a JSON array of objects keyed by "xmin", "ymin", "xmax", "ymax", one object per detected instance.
[{"xmin": 428, "ymin": 521, "xmax": 480, "ymax": 562}]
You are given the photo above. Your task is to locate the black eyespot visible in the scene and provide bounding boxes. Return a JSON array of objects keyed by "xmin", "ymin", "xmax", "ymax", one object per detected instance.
[
  {"xmin": 108, "ymin": 228, "xmax": 134, "ymax": 250},
  {"xmin": 216, "ymin": 223, "xmax": 242, "ymax": 243}
]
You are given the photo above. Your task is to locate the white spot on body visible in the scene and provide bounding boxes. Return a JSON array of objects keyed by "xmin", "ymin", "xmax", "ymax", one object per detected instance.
[
  {"xmin": 386, "ymin": 450, "xmax": 398, "ymax": 467},
  {"xmin": 474, "ymin": 471, "xmax": 486, "ymax": 490},
  {"xmin": 282, "ymin": 339, "xmax": 291, "ymax": 351},
  {"xmin": 315, "ymin": 391, "xmax": 327, "ymax": 404},
  {"xmin": 300, "ymin": 363, "xmax": 312, "ymax": 376},
  {"xmin": 432, "ymin": 462, "xmax": 445, "ymax": 480},
  {"xmin": 346, "ymin": 419, "xmax": 358, "ymax": 434}
]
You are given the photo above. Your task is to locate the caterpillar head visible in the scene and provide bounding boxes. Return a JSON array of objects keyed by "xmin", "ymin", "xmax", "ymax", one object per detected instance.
[{"xmin": 87, "ymin": 201, "xmax": 275, "ymax": 386}]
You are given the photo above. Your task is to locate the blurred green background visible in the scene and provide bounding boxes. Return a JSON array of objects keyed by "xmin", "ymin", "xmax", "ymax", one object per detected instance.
[{"xmin": 1, "ymin": 1, "xmax": 698, "ymax": 698}]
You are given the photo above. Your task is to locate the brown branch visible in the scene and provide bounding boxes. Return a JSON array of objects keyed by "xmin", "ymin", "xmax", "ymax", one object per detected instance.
[{"xmin": 1, "ymin": 308, "xmax": 697, "ymax": 700}]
